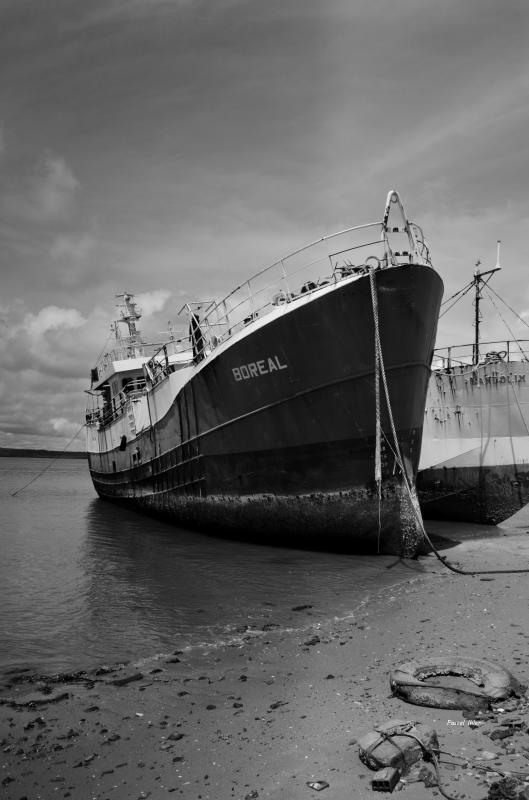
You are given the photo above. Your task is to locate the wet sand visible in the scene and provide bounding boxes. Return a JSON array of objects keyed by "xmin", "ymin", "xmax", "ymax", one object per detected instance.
[{"xmin": 3, "ymin": 526, "xmax": 529, "ymax": 800}]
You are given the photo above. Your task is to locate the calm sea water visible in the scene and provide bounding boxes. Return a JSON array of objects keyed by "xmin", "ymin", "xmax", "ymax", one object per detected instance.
[{"xmin": 2, "ymin": 457, "xmax": 527, "ymax": 678}]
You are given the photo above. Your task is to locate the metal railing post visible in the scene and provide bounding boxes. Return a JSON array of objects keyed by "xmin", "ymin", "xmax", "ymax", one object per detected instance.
[
  {"xmin": 280, "ymin": 260, "xmax": 291, "ymax": 299},
  {"xmin": 248, "ymin": 280, "xmax": 254, "ymax": 318}
]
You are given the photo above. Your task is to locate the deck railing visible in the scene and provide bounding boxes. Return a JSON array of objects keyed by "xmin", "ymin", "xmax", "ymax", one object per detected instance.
[
  {"xmin": 90, "ymin": 195, "xmax": 433, "ymax": 423},
  {"xmin": 195, "ymin": 218, "xmax": 431, "ymax": 358},
  {"xmin": 86, "ymin": 377, "xmax": 147, "ymax": 427},
  {"xmin": 433, "ymin": 339, "xmax": 529, "ymax": 370}
]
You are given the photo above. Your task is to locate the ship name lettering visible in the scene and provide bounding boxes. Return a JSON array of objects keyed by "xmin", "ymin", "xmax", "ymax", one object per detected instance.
[
  {"xmin": 468, "ymin": 373, "xmax": 526, "ymax": 387},
  {"xmin": 232, "ymin": 355, "xmax": 288, "ymax": 382}
]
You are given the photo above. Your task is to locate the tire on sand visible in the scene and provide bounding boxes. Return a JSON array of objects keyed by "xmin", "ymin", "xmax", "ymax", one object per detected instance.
[{"xmin": 390, "ymin": 656, "xmax": 519, "ymax": 711}]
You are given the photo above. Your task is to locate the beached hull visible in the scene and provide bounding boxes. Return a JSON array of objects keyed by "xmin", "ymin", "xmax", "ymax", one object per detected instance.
[
  {"xmin": 418, "ymin": 360, "xmax": 529, "ymax": 524},
  {"xmin": 88, "ymin": 264, "xmax": 442, "ymax": 554}
]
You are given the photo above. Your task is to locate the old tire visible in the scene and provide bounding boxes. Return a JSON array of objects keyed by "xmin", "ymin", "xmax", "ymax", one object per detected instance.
[{"xmin": 390, "ymin": 656, "xmax": 518, "ymax": 711}]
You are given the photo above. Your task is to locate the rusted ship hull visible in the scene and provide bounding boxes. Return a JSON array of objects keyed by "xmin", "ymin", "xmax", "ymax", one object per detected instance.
[
  {"xmin": 89, "ymin": 264, "xmax": 442, "ymax": 554},
  {"xmin": 418, "ymin": 360, "xmax": 529, "ymax": 524}
]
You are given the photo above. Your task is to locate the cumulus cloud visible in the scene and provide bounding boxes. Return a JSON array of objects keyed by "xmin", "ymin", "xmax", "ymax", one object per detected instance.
[
  {"xmin": 136, "ymin": 289, "xmax": 171, "ymax": 317},
  {"xmin": 33, "ymin": 154, "xmax": 79, "ymax": 220},
  {"xmin": 49, "ymin": 417, "xmax": 81, "ymax": 436},
  {"xmin": 0, "ymin": 300, "xmax": 99, "ymax": 448},
  {"xmin": 0, "ymin": 290, "xmax": 180, "ymax": 450},
  {"xmin": 50, "ymin": 232, "xmax": 95, "ymax": 262},
  {"xmin": 23, "ymin": 306, "xmax": 86, "ymax": 337}
]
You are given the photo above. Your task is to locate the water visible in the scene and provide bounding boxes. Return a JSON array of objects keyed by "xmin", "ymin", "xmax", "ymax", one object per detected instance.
[{"xmin": 2, "ymin": 457, "xmax": 528, "ymax": 679}]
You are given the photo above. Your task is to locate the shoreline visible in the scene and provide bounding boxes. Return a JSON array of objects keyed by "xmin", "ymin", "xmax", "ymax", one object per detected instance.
[{"xmin": 3, "ymin": 529, "xmax": 529, "ymax": 799}]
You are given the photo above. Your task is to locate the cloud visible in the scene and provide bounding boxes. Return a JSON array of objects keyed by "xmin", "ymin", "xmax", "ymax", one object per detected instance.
[
  {"xmin": 136, "ymin": 289, "xmax": 171, "ymax": 317},
  {"xmin": 50, "ymin": 232, "xmax": 95, "ymax": 262},
  {"xmin": 33, "ymin": 154, "xmax": 79, "ymax": 220},
  {"xmin": 0, "ymin": 292, "xmax": 179, "ymax": 449},
  {"xmin": 0, "ymin": 122, "xmax": 5, "ymax": 157},
  {"xmin": 49, "ymin": 417, "xmax": 80, "ymax": 436},
  {"xmin": 23, "ymin": 305, "xmax": 86, "ymax": 337}
]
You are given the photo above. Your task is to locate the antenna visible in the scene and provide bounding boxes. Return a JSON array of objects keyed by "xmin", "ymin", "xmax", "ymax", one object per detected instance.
[
  {"xmin": 115, "ymin": 292, "xmax": 142, "ymax": 339},
  {"xmin": 472, "ymin": 250, "xmax": 501, "ymax": 366}
]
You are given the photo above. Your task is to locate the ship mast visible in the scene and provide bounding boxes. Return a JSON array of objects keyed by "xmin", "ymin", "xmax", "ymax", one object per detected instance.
[
  {"xmin": 114, "ymin": 292, "xmax": 142, "ymax": 341},
  {"xmin": 472, "ymin": 241, "xmax": 501, "ymax": 365}
]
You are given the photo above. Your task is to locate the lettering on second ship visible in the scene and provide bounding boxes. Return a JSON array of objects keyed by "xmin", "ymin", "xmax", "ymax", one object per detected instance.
[{"xmin": 232, "ymin": 355, "xmax": 288, "ymax": 382}]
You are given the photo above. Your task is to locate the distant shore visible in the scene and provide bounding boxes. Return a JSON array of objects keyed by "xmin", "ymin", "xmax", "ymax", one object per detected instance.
[{"xmin": 0, "ymin": 447, "xmax": 87, "ymax": 459}]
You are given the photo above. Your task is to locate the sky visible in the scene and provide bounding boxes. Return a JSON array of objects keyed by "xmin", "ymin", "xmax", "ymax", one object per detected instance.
[{"xmin": 1, "ymin": 0, "xmax": 529, "ymax": 450}]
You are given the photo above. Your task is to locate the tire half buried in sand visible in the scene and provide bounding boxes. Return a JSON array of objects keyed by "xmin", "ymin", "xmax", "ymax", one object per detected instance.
[{"xmin": 390, "ymin": 657, "xmax": 519, "ymax": 711}]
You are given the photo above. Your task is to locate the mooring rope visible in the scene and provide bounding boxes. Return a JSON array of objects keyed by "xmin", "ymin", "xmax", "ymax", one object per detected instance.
[
  {"xmin": 368, "ymin": 265, "xmax": 529, "ymax": 576},
  {"xmin": 9, "ymin": 423, "xmax": 86, "ymax": 497},
  {"xmin": 369, "ymin": 267, "xmax": 383, "ymax": 553}
]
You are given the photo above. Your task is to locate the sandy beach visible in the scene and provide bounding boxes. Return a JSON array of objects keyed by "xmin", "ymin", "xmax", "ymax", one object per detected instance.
[{"xmin": 3, "ymin": 525, "xmax": 529, "ymax": 800}]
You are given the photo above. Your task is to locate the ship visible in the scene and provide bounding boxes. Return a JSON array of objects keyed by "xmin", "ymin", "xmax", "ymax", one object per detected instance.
[
  {"xmin": 85, "ymin": 190, "xmax": 443, "ymax": 556},
  {"xmin": 418, "ymin": 247, "xmax": 529, "ymax": 524}
]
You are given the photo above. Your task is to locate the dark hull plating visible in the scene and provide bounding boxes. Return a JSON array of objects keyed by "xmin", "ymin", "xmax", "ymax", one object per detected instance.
[
  {"xmin": 89, "ymin": 265, "xmax": 443, "ymax": 555},
  {"xmin": 419, "ymin": 464, "xmax": 529, "ymax": 525}
]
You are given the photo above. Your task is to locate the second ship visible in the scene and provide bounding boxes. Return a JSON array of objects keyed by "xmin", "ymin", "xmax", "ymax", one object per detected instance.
[{"xmin": 419, "ymin": 250, "xmax": 529, "ymax": 524}]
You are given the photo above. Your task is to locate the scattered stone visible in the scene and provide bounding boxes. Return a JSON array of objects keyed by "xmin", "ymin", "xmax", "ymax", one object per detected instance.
[
  {"xmin": 303, "ymin": 636, "xmax": 320, "ymax": 647},
  {"xmin": 244, "ymin": 792, "xmax": 259, "ymax": 799},
  {"xmin": 58, "ymin": 728, "xmax": 79, "ymax": 740},
  {"xmin": 167, "ymin": 732, "xmax": 184, "ymax": 741},
  {"xmin": 112, "ymin": 672, "xmax": 144, "ymax": 687},
  {"xmin": 206, "ymin": 704, "xmax": 216, "ymax": 710},
  {"xmin": 486, "ymin": 776, "xmax": 521, "ymax": 799},
  {"xmin": 94, "ymin": 666, "xmax": 116, "ymax": 676},
  {"xmin": 417, "ymin": 765, "xmax": 437, "ymax": 788},
  {"xmin": 479, "ymin": 751, "xmax": 497, "ymax": 761},
  {"xmin": 74, "ymin": 753, "xmax": 97, "ymax": 768},
  {"xmin": 292, "ymin": 605, "xmax": 312, "ymax": 611},
  {"xmin": 84, "ymin": 705, "xmax": 99, "ymax": 712},
  {"xmin": 489, "ymin": 728, "xmax": 513, "ymax": 740},
  {"xmin": 306, "ymin": 780, "xmax": 329, "ymax": 791},
  {"xmin": 269, "ymin": 700, "xmax": 288, "ymax": 710}
]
